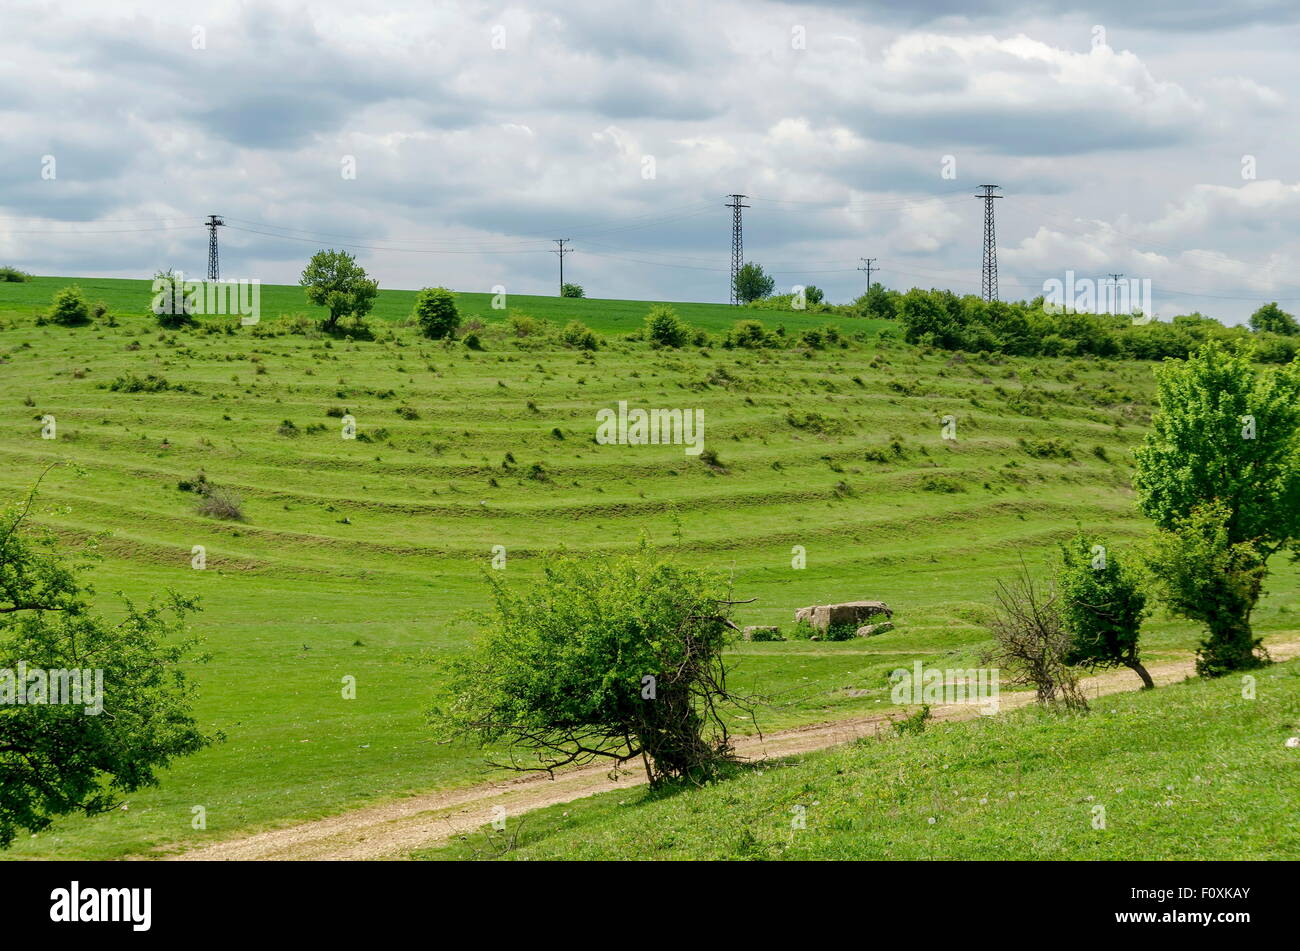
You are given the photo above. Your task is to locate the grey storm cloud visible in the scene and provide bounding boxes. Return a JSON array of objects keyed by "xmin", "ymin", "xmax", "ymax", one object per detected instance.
[{"xmin": 2, "ymin": 0, "xmax": 1299, "ymax": 322}]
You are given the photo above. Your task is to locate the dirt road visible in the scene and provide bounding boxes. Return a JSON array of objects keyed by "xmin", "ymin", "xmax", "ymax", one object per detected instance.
[{"xmin": 164, "ymin": 637, "xmax": 1299, "ymax": 861}]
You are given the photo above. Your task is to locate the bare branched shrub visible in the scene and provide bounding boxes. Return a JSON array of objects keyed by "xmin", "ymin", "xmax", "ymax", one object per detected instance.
[
  {"xmin": 982, "ymin": 561, "xmax": 1088, "ymax": 711},
  {"xmin": 196, "ymin": 485, "xmax": 244, "ymax": 521}
]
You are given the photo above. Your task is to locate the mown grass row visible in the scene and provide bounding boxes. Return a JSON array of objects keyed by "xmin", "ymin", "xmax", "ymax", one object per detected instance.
[{"xmin": 0, "ymin": 283, "xmax": 1296, "ymax": 859}]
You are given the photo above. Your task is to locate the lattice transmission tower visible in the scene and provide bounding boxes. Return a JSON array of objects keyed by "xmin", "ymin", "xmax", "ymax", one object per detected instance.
[
  {"xmin": 974, "ymin": 185, "xmax": 1001, "ymax": 302},
  {"xmin": 724, "ymin": 194, "xmax": 749, "ymax": 305}
]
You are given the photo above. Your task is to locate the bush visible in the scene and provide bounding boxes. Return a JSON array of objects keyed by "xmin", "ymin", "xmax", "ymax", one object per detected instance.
[
  {"xmin": 150, "ymin": 269, "xmax": 197, "ymax": 328},
  {"xmin": 196, "ymin": 485, "xmax": 244, "ymax": 521},
  {"xmin": 47, "ymin": 286, "xmax": 91, "ymax": 326},
  {"xmin": 0, "ymin": 266, "xmax": 33, "ymax": 282},
  {"xmin": 561, "ymin": 283, "xmax": 585, "ymax": 298},
  {"xmin": 463, "ymin": 332, "xmax": 483, "ymax": 351},
  {"xmin": 413, "ymin": 286, "xmax": 460, "ymax": 340},
  {"xmin": 507, "ymin": 312, "xmax": 542, "ymax": 337},
  {"xmin": 109, "ymin": 373, "xmax": 176, "ymax": 393},
  {"xmin": 724, "ymin": 319, "xmax": 772, "ymax": 349},
  {"xmin": 645, "ymin": 305, "xmax": 689, "ymax": 348},
  {"xmin": 432, "ymin": 549, "xmax": 753, "ymax": 785},
  {"xmin": 559, "ymin": 320, "xmax": 599, "ymax": 350}
]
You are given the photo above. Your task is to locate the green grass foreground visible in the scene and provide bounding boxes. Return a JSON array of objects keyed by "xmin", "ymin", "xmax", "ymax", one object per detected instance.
[
  {"xmin": 420, "ymin": 657, "xmax": 1300, "ymax": 861},
  {"xmin": 0, "ymin": 276, "xmax": 1296, "ymax": 858}
]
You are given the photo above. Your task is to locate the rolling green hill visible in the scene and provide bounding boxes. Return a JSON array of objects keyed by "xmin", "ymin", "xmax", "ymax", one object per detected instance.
[{"xmin": 1, "ymin": 277, "xmax": 1296, "ymax": 859}]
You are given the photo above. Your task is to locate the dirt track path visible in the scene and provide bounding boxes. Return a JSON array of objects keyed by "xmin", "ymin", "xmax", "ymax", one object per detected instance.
[{"xmin": 164, "ymin": 636, "xmax": 1300, "ymax": 861}]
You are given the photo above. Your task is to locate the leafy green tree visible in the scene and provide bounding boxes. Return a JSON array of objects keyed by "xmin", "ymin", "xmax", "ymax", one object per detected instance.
[
  {"xmin": 47, "ymin": 286, "xmax": 91, "ymax": 326},
  {"xmin": 645, "ymin": 304, "xmax": 689, "ymax": 348},
  {"xmin": 299, "ymin": 250, "xmax": 378, "ymax": 332},
  {"xmin": 1057, "ymin": 536, "xmax": 1153, "ymax": 688},
  {"xmin": 1249, "ymin": 302, "xmax": 1299, "ymax": 336},
  {"xmin": 412, "ymin": 286, "xmax": 460, "ymax": 340},
  {"xmin": 432, "ymin": 549, "xmax": 752, "ymax": 785},
  {"xmin": 803, "ymin": 284, "xmax": 824, "ymax": 305},
  {"xmin": 856, "ymin": 282, "xmax": 897, "ymax": 320},
  {"xmin": 0, "ymin": 478, "xmax": 211, "ymax": 848},
  {"xmin": 1134, "ymin": 343, "xmax": 1300, "ymax": 674},
  {"xmin": 561, "ymin": 283, "xmax": 585, "ymax": 299},
  {"xmin": 732, "ymin": 262, "xmax": 774, "ymax": 304},
  {"xmin": 1147, "ymin": 503, "xmax": 1268, "ymax": 677}
]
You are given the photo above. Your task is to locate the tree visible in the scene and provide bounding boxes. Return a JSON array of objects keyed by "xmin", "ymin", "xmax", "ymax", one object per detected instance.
[
  {"xmin": 561, "ymin": 283, "xmax": 585, "ymax": 299},
  {"xmin": 1147, "ymin": 502, "xmax": 1268, "ymax": 678},
  {"xmin": 299, "ymin": 250, "xmax": 378, "ymax": 332},
  {"xmin": 1133, "ymin": 343, "xmax": 1300, "ymax": 674},
  {"xmin": 47, "ymin": 286, "xmax": 91, "ymax": 326},
  {"xmin": 1057, "ymin": 536, "xmax": 1153, "ymax": 689},
  {"xmin": 412, "ymin": 286, "xmax": 460, "ymax": 340},
  {"xmin": 983, "ymin": 561, "xmax": 1087, "ymax": 711},
  {"xmin": 645, "ymin": 304, "xmax": 689, "ymax": 348},
  {"xmin": 1249, "ymin": 302, "xmax": 1299, "ymax": 336},
  {"xmin": 0, "ymin": 475, "xmax": 211, "ymax": 848},
  {"xmin": 432, "ymin": 549, "xmax": 753, "ymax": 786},
  {"xmin": 150, "ymin": 269, "xmax": 196, "ymax": 329},
  {"xmin": 803, "ymin": 284, "xmax": 824, "ymax": 305},
  {"xmin": 733, "ymin": 262, "xmax": 774, "ymax": 304}
]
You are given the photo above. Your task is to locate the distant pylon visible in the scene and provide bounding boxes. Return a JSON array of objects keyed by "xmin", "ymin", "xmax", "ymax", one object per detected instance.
[
  {"xmin": 205, "ymin": 215, "xmax": 225, "ymax": 281},
  {"xmin": 974, "ymin": 185, "xmax": 1001, "ymax": 302},
  {"xmin": 724, "ymin": 194, "xmax": 749, "ymax": 305}
]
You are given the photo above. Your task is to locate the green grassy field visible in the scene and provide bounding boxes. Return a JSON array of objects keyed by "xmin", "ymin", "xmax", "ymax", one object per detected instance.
[
  {"xmin": 420, "ymin": 657, "xmax": 1300, "ymax": 860},
  {"xmin": 1, "ymin": 275, "xmax": 1296, "ymax": 859}
]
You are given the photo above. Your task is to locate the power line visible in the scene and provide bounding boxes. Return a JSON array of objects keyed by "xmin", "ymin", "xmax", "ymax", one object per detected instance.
[
  {"xmin": 976, "ymin": 184, "xmax": 1002, "ymax": 302},
  {"xmin": 724, "ymin": 193, "xmax": 749, "ymax": 305}
]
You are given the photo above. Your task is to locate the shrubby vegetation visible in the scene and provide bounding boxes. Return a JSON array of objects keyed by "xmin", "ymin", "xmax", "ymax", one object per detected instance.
[
  {"xmin": 43, "ymin": 285, "xmax": 91, "ymax": 326},
  {"xmin": 433, "ymin": 548, "xmax": 752, "ymax": 786},
  {"xmin": 413, "ymin": 286, "xmax": 460, "ymax": 340},
  {"xmin": 888, "ymin": 287, "xmax": 1298, "ymax": 363},
  {"xmin": 0, "ymin": 478, "xmax": 211, "ymax": 848}
]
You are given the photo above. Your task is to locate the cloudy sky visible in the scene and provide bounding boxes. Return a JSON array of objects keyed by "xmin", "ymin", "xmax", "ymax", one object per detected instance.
[{"xmin": 3, "ymin": 0, "xmax": 1299, "ymax": 323}]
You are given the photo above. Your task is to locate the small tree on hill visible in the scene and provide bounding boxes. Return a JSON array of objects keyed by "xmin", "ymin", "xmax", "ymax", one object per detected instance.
[
  {"xmin": 803, "ymin": 284, "xmax": 824, "ymax": 305},
  {"xmin": 1057, "ymin": 536, "xmax": 1153, "ymax": 689},
  {"xmin": 300, "ymin": 249, "xmax": 378, "ymax": 332},
  {"xmin": 0, "ymin": 474, "xmax": 211, "ymax": 848},
  {"xmin": 413, "ymin": 286, "xmax": 460, "ymax": 339},
  {"xmin": 561, "ymin": 283, "xmax": 585, "ymax": 298},
  {"xmin": 733, "ymin": 262, "xmax": 774, "ymax": 304},
  {"xmin": 432, "ymin": 549, "xmax": 754, "ymax": 786},
  {"xmin": 1249, "ymin": 302, "xmax": 1299, "ymax": 336}
]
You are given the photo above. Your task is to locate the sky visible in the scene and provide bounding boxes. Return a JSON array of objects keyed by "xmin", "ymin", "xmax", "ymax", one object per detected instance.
[{"xmin": 2, "ymin": 0, "xmax": 1299, "ymax": 323}]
